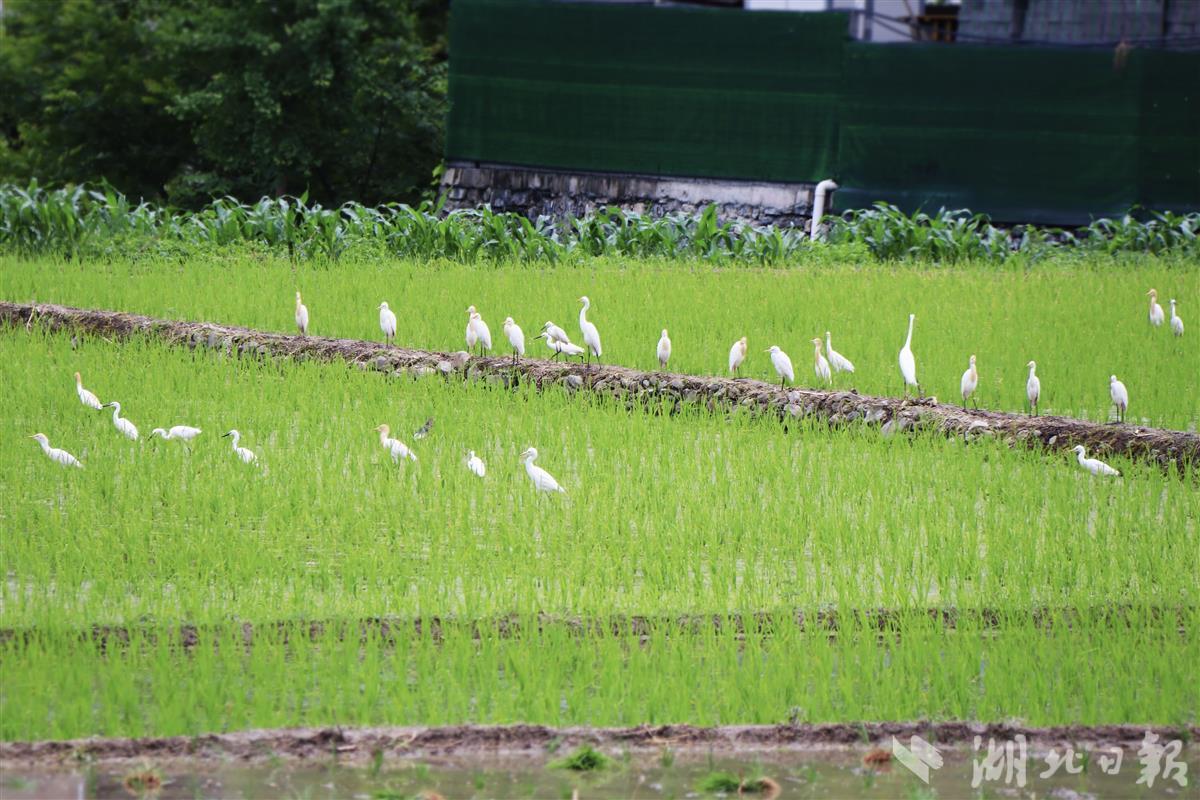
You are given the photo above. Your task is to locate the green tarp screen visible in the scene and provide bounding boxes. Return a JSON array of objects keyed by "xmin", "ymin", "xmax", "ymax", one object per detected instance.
[
  {"xmin": 447, "ymin": 0, "xmax": 846, "ymax": 183},
  {"xmin": 447, "ymin": 0, "xmax": 1200, "ymax": 223}
]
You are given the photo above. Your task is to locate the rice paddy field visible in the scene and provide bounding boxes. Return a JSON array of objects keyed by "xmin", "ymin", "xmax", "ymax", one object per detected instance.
[{"xmin": 1, "ymin": 250, "xmax": 1198, "ymax": 747}]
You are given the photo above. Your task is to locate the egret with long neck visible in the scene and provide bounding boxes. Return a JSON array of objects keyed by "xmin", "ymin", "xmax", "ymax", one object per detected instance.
[
  {"xmin": 898, "ymin": 314, "xmax": 919, "ymax": 396},
  {"xmin": 104, "ymin": 401, "xmax": 139, "ymax": 440}
]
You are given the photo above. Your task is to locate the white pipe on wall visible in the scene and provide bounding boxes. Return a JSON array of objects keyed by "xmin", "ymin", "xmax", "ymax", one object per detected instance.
[{"xmin": 810, "ymin": 179, "xmax": 839, "ymax": 241}]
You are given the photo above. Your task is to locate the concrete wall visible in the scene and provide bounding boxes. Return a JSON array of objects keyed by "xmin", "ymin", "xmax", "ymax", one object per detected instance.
[{"xmin": 440, "ymin": 162, "xmax": 819, "ymax": 227}]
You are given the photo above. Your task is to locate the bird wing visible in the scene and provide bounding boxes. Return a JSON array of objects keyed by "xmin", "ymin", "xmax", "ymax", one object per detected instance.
[{"xmin": 413, "ymin": 418, "xmax": 434, "ymax": 439}]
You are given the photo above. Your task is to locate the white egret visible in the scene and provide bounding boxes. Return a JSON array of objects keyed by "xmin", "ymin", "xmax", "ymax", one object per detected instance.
[
  {"xmin": 150, "ymin": 426, "xmax": 202, "ymax": 443},
  {"xmin": 1147, "ymin": 289, "xmax": 1164, "ymax": 327},
  {"xmin": 898, "ymin": 314, "xmax": 919, "ymax": 396},
  {"xmin": 960, "ymin": 354, "xmax": 979, "ymax": 409},
  {"xmin": 578, "ymin": 296, "xmax": 602, "ymax": 365},
  {"xmin": 1026, "ymin": 360, "xmax": 1040, "ymax": 416},
  {"xmin": 538, "ymin": 332, "xmax": 585, "ymax": 360},
  {"xmin": 1109, "ymin": 375, "xmax": 1129, "ymax": 423},
  {"xmin": 30, "ymin": 433, "xmax": 82, "ymax": 468},
  {"xmin": 470, "ymin": 310, "xmax": 492, "ymax": 355},
  {"xmin": 542, "ymin": 321, "xmax": 570, "ymax": 346},
  {"xmin": 374, "ymin": 424, "xmax": 416, "ymax": 463},
  {"xmin": 811, "ymin": 338, "xmax": 831, "ymax": 384},
  {"xmin": 1073, "ymin": 445, "xmax": 1120, "ymax": 477},
  {"xmin": 519, "ymin": 447, "xmax": 565, "ymax": 493},
  {"xmin": 379, "ymin": 301, "xmax": 397, "ymax": 345},
  {"xmin": 465, "ymin": 305, "xmax": 478, "ymax": 352},
  {"xmin": 657, "ymin": 329, "xmax": 671, "ymax": 369},
  {"xmin": 222, "ymin": 429, "xmax": 257, "ymax": 463},
  {"xmin": 1169, "ymin": 299, "xmax": 1184, "ymax": 337},
  {"xmin": 103, "ymin": 401, "xmax": 139, "ymax": 440},
  {"xmin": 765, "ymin": 345, "xmax": 794, "ymax": 387},
  {"xmin": 825, "ymin": 331, "xmax": 855, "ymax": 374},
  {"xmin": 728, "ymin": 336, "xmax": 748, "ymax": 375},
  {"xmin": 295, "ymin": 291, "xmax": 309, "ymax": 336},
  {"xmin": 503, "ymin": 317, "xmax": 525, "ymax": 363},
  {"xmin": 74, "ymin": 371, "xmax": 102, "ymax": 410},
  {"xmin": 466, "ymin": 450, "xmax": 486, "ymax": 478}
]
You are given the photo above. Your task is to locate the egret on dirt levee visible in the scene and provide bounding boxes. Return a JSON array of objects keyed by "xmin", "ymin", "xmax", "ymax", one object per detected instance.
[
  {"xmin": 222, "ymin": 430, "xmax": 257, "ymax": 463},
  {"xmin": 466, "ymin": 450, "xmax": 486, "ymax": 478},
  {"xmin": 104, "ymin": 401, "xmax": 139, "ymax": 440},
  {"xmin": 30, "ymin": 433, "xmax": 82, "ymax": 468},
  {"xmin": 538, "ymin": 332, "xmax": 585, "ymax": 360},
  {"xmin": 519, "ymin": 447, "xmax": 565, "ymax": 493},
  {"xmin": 295, "ymin": 291, "xmax": 309, "ymax": 336},
  {"xmin": 729, "ymin": 336, "xmax": 748, "ymax": 375},
  {"xmin": 825, "ymin": 331, "xmax": 855, "ymax": 374},
  {"xmin": 74, "ymin": 372, "xmax": 102, "ymax": 410},
  {"xmin": 578, "ymin": 296, "xmax": 602, "ymax": 365},
  {"xmin": 1109, "ymin": 375, "xmax": 1129, "ymax": 423},
  {"xmin": 765, "ymin": 345, "xmax": 794, "ymax": 387},
  {"xmin": 470, "ymin": 310, "xmax": 492, "ymax": 356},
  {"xmin": 1147, "ymin": 289, "xmax": 1164, "ymax": 327},
  {"xmin": 374, "ymin": 424, "xmax": 416, "ymax": 463},
  {"xmin": 503, "ymin": 317, "xmax": 525, "ymax": 363},
  {"xmin": 379, "ymin": 301, "xmax": 397, "ymax": 345},
  {"xmin": 1073, "ymin": 445, "xmax": 1120, "ymax": 477},
  {"xmin": 1026, "ymin": 360, "xmax": 1041, "ymax": 416},
  {"xmin": 811, "ymin": 338, "xmax": 831, "ymax": 384},
  {"xmin": 960, "ymin": 355, "xmax": 979, "ymax": 409},
  {"xmin": 465, "ymin": 306, "xmax": 478, "ymax": 352},
  {"xmin": 542, "ymin": 320, "xmax": 569, "ymax": 346},
  {"xmin": 150, "ymin": 426, "xmax": 202, "ymax": 443},
  {"xmin": 1170, "ymin": 299, "xmax": 1184, "ymax": 337},
  {"xmin": 657, "ymin": 329, "xmax": 671, "ymax": 369},
  {"xmin": 898, "ymin": 314, "xmax": 919, "ymax": 396}
]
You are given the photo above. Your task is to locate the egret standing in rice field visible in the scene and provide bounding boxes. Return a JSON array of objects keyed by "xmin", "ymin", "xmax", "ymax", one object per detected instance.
[
  {"xmin": 374, "ymin": 424, "xmax": 416, "ymax": 463},
  {"xmin": 150, "ymin": 426, "xmax": 202, "ymax": 445},
  {"xmin": 542, "ymin": 320, "xmax": 569, "ymax": 347},
  {"xmin": 1147, "ymin": 289, "xmax": 1164, "ymax": 327},
  {"xmin": 825, "ymin": 332, "xmax": 855, "ymax": 375},
  {"xmin": 657, "ymin": 329, "xmax": 671, "ymax": 369},
  {"xmin": 765, "ymin": 345, "xmax": 794, "ymax": 387},
  {"xmin": 103, "ymin": 401, "xmax": 139, "ymax": 440},
  {"xmin": 295, "ymin": 291, "xmax": 309, "ymax": 336},
  {"xmin": 1109, "ymin": 374, "xmax": 1129, "ymax": 423},
  {"xmin": 1025, "ymin": 360, "xmax": 1041, "ymax": 416},
  {"xmin": 469, "ymin": 308, "xmax": 492, "ymax": 356},
  {"xmin": 466, "ymin": 450, "xmax": 486, "ymax": 478},
  {"xmin": 503, "ymin": 317, "xmax": 525, "ymax": 363},
  {"xmin": 578, "ymin": 296, "xmax": 602, "ymax": 366},
  {"xmin": 960, "ymin": 355, "xmax": 979, "ymax": 409},
  {"xmin": 222, "ymin": 429, "xmax": 257, "ymax": 463},
  {"xmin": 898, "ymin": 313, "xmax": 919, "ymax": 396},
  {"xmin": 74, "ymin": 372, "xmax": 102, "ymax": 410},
  {"xmin": 811, "ymin": 337, "xmax": 831, "ymax": 385},
  {"xmin": 378, "ymin": 301, "xmax": 397, "ymax": 345},
  {"xmin": 1073, "ymin": 445, "xmax": 1121, "ymax": 477},
  {"xmin": 1169, "ymin": 299, "xmax": 1184, "ymax": 337},
  {"xmin": 728, "ymin": 336, "xmax": 748, "ymax": 375},
  {"xmin": 30, "ymin": 433, "xmax": 82, "ymax": 468},
  {"xmin": 519, "ymin": 447, "xmax": 565, "ymax": 493},
  {"xmin": 538, "ymin": 332, "xmax": 585, "ymax": 360}
]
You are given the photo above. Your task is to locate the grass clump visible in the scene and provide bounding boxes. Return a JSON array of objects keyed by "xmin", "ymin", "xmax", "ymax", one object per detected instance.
[
  {"xmin": 550, "ymin": 744, "xmax": 610, "ymax": 772},
  {"xmin": 698, "ymin": 771, "xmax": 780, "ymax": 796}
]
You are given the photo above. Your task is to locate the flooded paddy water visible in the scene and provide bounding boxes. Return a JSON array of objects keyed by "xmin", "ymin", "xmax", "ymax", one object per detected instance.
[{"xmin": 2, "ymin": 725, "xmax": 1195, "ymax": 799}]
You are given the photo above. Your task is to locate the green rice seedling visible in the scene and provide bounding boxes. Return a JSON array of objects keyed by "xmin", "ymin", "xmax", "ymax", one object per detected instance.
[{"xmin": 550, "ymin": 745, "xmax": 610, "ymax": 772}]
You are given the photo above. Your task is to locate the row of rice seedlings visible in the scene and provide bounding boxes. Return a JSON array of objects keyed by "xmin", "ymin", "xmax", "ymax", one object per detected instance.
[
  {"xmin": 2, "ymin": 608, "xmax": 1194, "ymax": 740},
  {"xmin": 3, "ymin": 330, "xmax": 1195, "ymax": 630},
  {"xmin": 2, "ymin": 252, "xmax": 1197, "ymax": 429}
]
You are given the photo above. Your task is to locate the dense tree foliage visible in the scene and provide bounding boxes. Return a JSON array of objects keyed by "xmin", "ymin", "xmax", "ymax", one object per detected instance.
[{"xmin": 0, "ymin": 0, "xmax": 446, "ymax": 207}]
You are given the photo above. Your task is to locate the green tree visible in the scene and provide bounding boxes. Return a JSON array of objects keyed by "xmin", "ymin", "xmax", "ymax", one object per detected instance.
[{"xmin": 0, "ymin": 0, "xmax": 447, "ymax": 207}]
